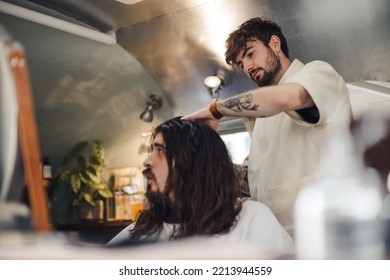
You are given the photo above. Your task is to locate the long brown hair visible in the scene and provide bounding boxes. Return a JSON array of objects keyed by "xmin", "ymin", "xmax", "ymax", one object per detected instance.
[{"xmin": 130, "ymin": 118, "xmax": 242, "ymax": 241}]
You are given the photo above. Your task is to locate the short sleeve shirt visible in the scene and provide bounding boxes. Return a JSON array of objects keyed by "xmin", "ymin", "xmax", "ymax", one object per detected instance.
[{"xmin": 248, "ymin": 59, "xmax": 353, "ymax": 236}]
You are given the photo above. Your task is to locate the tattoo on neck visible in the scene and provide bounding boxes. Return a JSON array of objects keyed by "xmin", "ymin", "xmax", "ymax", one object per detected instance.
[{"xmin": 223, "ymin": 94, "xmax": 259, "ymax": 112}]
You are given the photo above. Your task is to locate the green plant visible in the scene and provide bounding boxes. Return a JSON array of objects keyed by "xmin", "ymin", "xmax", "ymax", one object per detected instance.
[{"xmin": 55, "ymin": 140, "xmax": 113, "ymax": 206}]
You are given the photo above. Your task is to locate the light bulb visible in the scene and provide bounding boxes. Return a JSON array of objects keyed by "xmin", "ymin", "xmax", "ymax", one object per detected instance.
[
  {"xmin": 139, "ymin": 105, "xmax": 154, "ymax": 122},
  {"xmin": 204, "ymin": 76, "xmax": 221, "ymax": 89}
]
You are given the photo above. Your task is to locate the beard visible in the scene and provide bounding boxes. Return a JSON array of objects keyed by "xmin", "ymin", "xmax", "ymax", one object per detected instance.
[
  {"xmin": 252, "ymin": 48, "xmax": 282, "ymax": 87},
  {"xmin": 145, "ymin": 189, "xmax": 164, "ymax": 207},
  {"xmin": 142, "ymin": 167, "xmax": 171, "ymax": 210}
]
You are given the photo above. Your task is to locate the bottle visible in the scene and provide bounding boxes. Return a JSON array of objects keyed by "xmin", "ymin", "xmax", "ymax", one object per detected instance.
[
  {"xmin": 294, "ymin": 125, "xmax": 385, "ymax": 259},
  {"xmin": 42, "ymin": 157, "xmax": 52, "ymax": 180}
]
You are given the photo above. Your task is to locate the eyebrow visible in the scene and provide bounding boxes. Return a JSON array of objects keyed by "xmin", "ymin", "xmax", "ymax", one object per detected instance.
[
  {"xmin": 151, "ymin": 142, "xmax": 166, "ymax": 152},
  {"xmin": 236, "ymin": 45, "xmax": 252, "ymax": 67},
  {"xmin": 241, "ymin": 45, "xmax": 252, "ymax": 60}
]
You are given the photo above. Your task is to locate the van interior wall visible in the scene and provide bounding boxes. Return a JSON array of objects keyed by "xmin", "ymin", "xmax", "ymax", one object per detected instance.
[{"xmin": 0, "ymin": 14, "xmax": 173, "ymax": 176}]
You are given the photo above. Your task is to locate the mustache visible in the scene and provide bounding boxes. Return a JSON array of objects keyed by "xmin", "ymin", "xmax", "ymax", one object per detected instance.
[
  {"xmin": 249, "ymin": 67, "xmax": 263, "ymax": 80},
  {"xmin": 142, "ymin": 167, "xmax": 156, "ymax": 181}
]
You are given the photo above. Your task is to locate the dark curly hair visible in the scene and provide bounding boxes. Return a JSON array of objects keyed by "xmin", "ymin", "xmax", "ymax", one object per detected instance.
[{"xmin": 225, "ymin": 17, "xmax": 289, "ymax": 71}]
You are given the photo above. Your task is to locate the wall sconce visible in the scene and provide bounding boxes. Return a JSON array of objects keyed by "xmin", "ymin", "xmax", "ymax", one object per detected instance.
[
  {"xmin": 204, "ymin": 70, "xmax": 227, "ymax": 99},
  {"xmin": 139, "ymin": 95, "xmax": 162, "ymax": 123}
]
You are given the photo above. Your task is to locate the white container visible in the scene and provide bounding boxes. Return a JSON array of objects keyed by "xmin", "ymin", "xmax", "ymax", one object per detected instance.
[{"xmin": 294, "ymin": 127, "xmax": 384, "ymax": 259}]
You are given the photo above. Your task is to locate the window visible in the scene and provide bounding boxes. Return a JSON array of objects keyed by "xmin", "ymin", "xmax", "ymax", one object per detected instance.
[{"xmin": 221, "ymin": 131, "xmax": 251, "ymax": 164}]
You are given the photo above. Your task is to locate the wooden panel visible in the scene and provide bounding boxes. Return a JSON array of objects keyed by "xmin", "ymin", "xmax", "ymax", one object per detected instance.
[{"xmin": 8, "ymin": 50, "xmax": 52, "ymax": 232}]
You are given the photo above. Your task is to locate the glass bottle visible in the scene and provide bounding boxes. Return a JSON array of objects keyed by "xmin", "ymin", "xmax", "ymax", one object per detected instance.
[
  {"xmin": 294, "ymin": 125, "xmax": 384, "ymax": 259},
  {"xmin": 42, "ymin": 157, "xmax": 52, "ymax": 180}
]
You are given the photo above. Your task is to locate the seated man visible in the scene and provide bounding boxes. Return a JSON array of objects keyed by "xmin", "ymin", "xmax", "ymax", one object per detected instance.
[{"xmin": 107, "ymin": 118, "xmax": 293, "ymax": 254}]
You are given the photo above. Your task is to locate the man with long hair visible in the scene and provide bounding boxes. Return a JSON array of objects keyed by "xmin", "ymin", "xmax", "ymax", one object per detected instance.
[
  {"xmin": 108, "ymin": 118, "xmax": 293, "ymax": 253},
  {"xmin": 183, "ymin": 17, "xmax": 353, "ymax": 236}
]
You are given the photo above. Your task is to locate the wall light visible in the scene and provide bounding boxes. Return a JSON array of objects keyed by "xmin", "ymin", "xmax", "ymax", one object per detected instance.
[
  {"xmin": 139, "ymin": 95, "xmax": 162, "ymax": 123},
  {"xmin": 204, "ymin": 70, "xmax": 227, "ymax": 98}
]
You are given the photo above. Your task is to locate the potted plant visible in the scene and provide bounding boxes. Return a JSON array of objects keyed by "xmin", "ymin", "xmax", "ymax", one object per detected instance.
[{"xmin": 51, "ymin": 140, "xmax": 113, "ymax": 221}]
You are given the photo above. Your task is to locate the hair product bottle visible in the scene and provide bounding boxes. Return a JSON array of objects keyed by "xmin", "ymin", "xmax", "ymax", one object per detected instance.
[{"xmin": 294, "ymin": 122, "xmax": 385, "ymax": 259}]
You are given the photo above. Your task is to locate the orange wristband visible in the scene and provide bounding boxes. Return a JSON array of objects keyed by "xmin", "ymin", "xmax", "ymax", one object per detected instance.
[{"xmin": 209, "ymin": 99, "xmax": 223, "ymax": 119}]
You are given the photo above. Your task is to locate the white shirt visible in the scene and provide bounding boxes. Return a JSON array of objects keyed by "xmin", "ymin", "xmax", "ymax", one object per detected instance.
[
  {"xmin": 107, "ymin": 200, "xmax": 294, "ymax": 255},
  {"xmin": 248, "ymin": 59, "xmax": 353, "ymax": 236}
]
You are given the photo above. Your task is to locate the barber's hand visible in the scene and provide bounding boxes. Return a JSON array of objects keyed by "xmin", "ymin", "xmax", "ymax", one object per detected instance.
[{"xmin": 181, "ymin": 104, "xmax": 220, "ymax": 131}]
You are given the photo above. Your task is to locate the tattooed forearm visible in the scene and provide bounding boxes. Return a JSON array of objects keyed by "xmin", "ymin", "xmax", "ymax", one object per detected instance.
[{"xmin": 223, "ymin": 94, "xmax": 259, "ymax": 112}]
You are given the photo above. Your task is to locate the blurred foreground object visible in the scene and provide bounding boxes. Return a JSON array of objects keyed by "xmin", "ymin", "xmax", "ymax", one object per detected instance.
[
  {"xmin": 294, "ymin": 115, "xmax": 388, "ymax": 259},
  {"xmin": 0, "ymin": 23, "xmax": 51, "ymax": 232},
  {"xmin": 355, "ymin": 116, "xmax": 390, "ymax": 256}
]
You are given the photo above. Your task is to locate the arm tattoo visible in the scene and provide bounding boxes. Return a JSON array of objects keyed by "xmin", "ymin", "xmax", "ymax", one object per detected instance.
[{"xmin": 223, "ymin": 94, "xmax": 259, "ymax": 113}]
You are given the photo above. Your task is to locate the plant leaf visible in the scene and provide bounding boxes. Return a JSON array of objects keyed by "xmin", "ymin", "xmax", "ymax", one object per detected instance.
[
  {"xmin": 70, "ymin": 174, "xmax": 81, "ymax": 194},
  {"xmin": 98, "ymin": 189, "xmax": 113, "ymax": 198},
  {"xmin": 83, "ymin": 193, "xmax": 95, "ymax": 206},
  {"xmin": 55, "ymin": 139, "xmax": 109, "ymax": 207},
  {"xmin": 86, "ymin": 171, "xmax": 100, "ymax": 185},
  {"xmin": 87, "ymin": 165, "xmax": 98, "ymax": 176},
  {"xmin": 89, "ymin": 155, "xmax": 100, "ymax": 166},
  {"xmin": 92, "ymin": 140, "xmax": 104, "ymax": 158}
]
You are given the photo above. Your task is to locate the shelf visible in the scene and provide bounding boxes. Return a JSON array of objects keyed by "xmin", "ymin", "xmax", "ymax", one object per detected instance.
[{"xmin": 56, "ymin": 219, "xmax": 132, "ymax": 231}]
